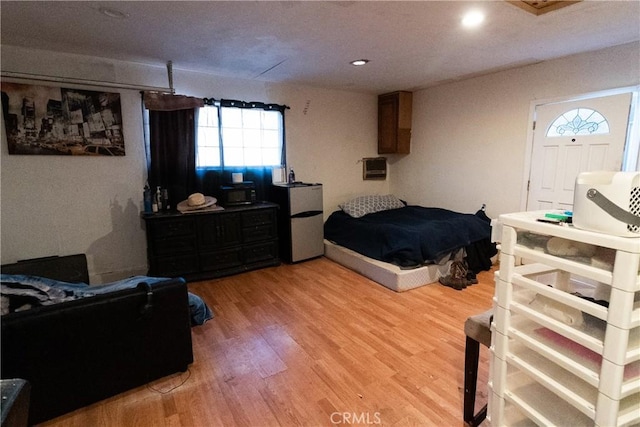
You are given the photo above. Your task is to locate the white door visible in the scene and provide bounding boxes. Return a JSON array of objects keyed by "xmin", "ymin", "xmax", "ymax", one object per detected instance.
[{"xmin": 527, "ymin": 93, "xmax": 632, "ymax": 211}]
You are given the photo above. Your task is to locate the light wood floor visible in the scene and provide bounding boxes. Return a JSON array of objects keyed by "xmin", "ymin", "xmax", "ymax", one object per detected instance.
[{"xmin": 41, "ymin": 257, "xmax": 495, "ymax": 427}]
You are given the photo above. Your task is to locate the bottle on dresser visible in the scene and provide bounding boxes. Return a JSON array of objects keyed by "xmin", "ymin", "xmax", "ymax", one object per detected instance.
[{"xmin": 155, "ymin": 186, "xmax": 163, "ymax": 211}]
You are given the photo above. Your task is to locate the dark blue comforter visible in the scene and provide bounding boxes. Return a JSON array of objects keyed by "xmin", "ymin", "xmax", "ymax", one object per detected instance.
[{"xmin": 324, "ymin": 206, "xmax": 492, "ymax": 268}]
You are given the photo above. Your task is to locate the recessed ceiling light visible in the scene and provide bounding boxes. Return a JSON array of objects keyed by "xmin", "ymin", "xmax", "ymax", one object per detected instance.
[
  {"xmin": 462, "ymin": 10, "xmax": 485, "ymax": 28},
  {"xmin": 99, "ymin": 7, "xmax": 129, "ymax": 19},
  {"xmin": 350, "ymin": 59, "xmax": 370, "ymax": 66}
]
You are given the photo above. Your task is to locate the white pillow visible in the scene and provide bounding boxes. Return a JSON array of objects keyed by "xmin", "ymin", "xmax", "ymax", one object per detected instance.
[{"xmin": 339, "ymin": 194, "xmax": 405, "ymax": 218}]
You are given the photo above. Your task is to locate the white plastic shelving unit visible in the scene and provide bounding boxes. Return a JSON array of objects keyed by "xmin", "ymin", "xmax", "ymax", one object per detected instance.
[{"xmin": 489, "ymin": 211, "xmax": 640, "ymax": 427}]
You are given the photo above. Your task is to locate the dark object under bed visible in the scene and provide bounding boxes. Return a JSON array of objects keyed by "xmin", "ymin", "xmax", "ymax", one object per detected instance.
[
  {"xmin": 324, "ymin": 206, "xmax": 497, "ymax": 272},
  {"xmin": 0, "ymin": 254, "xmax": 196, "ymax": 425}
]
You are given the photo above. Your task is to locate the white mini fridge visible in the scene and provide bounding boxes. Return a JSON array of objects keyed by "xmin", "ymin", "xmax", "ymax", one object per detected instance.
[{"xmin": 270, "ymin": 183, "xmax": 324, "ymax": 263}]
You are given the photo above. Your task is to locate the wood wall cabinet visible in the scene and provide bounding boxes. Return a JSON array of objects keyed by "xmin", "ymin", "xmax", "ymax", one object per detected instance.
[
  {"xmin": 378, "ymin": 91, "xmax": 412, "ymax": 154},
  {"xmin": 142, "ymin": 202, "xmax": 279, "ymax": 281}
]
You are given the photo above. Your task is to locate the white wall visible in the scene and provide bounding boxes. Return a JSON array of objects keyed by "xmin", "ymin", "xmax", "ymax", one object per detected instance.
[
  {"xmin": 0, "ymin": 45, "xmax": 387, "ymax": 281},
  {"xmin": 392, "ymin": 42, "xmax": 640, "ymax": 219},
  {"xmin": 2, "ymin": 42, "xmax": 638, "ymax": 280}
]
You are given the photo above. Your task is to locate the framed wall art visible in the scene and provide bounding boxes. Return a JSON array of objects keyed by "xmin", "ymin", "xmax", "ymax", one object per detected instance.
[{"xmin": 1, "ymin": 82, "xmax": 125, "ymax": 156}]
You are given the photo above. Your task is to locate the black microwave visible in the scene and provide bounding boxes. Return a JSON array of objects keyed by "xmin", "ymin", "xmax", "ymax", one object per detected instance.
[{"xmin": 220, "ymin": 183, "xmax": 256, "ymax": 206}]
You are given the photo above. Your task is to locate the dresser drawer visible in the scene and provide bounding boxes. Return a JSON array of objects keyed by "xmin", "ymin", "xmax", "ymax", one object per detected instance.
[
  {"xmin": 243, "ymin": 224, "xmax": 277, "ymax": 243},
  {"xmin": 149, "ymin": 254, "xmax": 198, "ymax": 277},
  {"xmin": 152, "ymin": 236, "xmax": 197, "ymax": 256},
  {"xmin": 242, "ymin": 209, "xmax": 276, "ymax": 227},
  {"xmin": 149, "ymin": 218, "xmax": 195, "ymax": 240},
  {"xmin": 199, "ymin": 248, "xmax": 243, "ymax": 272},
  {"xmin": 243, "ymin": 241, "xmax": 278, "ymax": 264}
]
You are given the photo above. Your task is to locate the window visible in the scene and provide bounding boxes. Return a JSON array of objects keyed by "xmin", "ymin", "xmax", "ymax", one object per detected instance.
[
  {"xmin": 546, "ymin": 107, "xmax": 610, "ymax": 137},
  {"xmin": 196, "ymin": 105, "xmax": 221, "ymax": 168},
  {"xmin": 196, "ymin": 104, "xmax": 284, "ymax": 168}
]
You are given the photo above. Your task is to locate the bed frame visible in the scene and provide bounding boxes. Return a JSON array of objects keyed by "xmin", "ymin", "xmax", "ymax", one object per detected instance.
[{"xmin": 324, "ymin": 240, "xmax": 457, "ymax": 292}]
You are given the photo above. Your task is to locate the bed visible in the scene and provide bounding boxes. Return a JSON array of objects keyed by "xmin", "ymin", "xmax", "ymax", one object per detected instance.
[{"xmin": 323, "ymin": 195, "xmax": 497, "ymax": 292}]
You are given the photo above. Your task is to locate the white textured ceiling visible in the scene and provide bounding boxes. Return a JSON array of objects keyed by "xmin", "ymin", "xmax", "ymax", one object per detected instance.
[{"xmin": 1, "ymin": 1, "xmax": 639, "ymax": 94}]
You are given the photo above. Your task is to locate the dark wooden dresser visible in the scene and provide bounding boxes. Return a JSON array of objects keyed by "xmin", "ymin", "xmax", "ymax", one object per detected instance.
[{"xmin": 142, "ymin": 202, "xmax": 279, "ymax": 280}]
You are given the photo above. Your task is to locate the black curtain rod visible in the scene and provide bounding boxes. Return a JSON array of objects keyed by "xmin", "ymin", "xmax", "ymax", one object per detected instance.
[{"xmin": 203, "ymin": 98, "xmax": 290, "ymax": 112}]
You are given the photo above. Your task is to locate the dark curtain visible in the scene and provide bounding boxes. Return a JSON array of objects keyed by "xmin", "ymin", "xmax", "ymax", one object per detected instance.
[
  {"xmin": 144, "ymin": 91, "xmax": 204, "ymax": 208},
  {"xmin": 148, "ymin": 108, "xmax": 196, "ymax": 209}
]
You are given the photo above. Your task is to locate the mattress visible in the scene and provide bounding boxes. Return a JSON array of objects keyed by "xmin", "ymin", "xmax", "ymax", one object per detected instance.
[
  {"xmin": 324, "ymin": 206, "xmax": 492, "ymax": 268},
  {"xmin": 324, "ymin": 240, "xmax": 458, "ymax": 292}
]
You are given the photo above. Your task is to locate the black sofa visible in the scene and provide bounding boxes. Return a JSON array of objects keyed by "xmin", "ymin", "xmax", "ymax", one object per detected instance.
[{"xmin": 1, "ymin": 254, "xmax": 194, "ymax": 425}]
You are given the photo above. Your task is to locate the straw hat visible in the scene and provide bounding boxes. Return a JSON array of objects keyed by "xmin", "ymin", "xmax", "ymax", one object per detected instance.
[{"xmin": 177, "ymin": 193, "xmax": 217, "ymax": 212}]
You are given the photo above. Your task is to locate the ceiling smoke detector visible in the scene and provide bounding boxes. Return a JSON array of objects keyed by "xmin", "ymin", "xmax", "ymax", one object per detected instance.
[{"xmin": 507, "ymin": 0, "xmax": 582, "ymax": 16}]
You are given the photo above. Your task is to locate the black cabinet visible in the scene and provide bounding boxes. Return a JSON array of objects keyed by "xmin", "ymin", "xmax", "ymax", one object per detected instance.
[{"xmin": 142, "ymin": 202, "xmax": 279, "ymax": 280}]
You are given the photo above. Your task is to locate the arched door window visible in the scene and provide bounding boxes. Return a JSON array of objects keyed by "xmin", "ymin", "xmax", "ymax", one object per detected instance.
[{"xmin": 546, "ymin": 108, "xmax": 610, "ymax": 137}]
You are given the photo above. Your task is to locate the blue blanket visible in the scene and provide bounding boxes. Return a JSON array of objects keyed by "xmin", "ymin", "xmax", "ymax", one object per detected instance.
[
  {"xmin": 0, "ymin": 274, "xmax": 213, "ymax": 325},
  {"xmin": 324, "ymin": 206, "xmax": 492, "ymax": 268}
]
